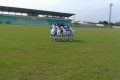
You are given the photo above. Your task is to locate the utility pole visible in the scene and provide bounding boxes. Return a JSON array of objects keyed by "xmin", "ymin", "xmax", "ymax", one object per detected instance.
[{"xmin": 108, "ymin": 3, "xmax": 113, "ymax": 28}]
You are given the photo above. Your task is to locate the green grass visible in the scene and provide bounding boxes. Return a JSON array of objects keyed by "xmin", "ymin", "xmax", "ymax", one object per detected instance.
[{"xmin": 0, "ymin": 24, "xmax": 120, "ymax": 80}]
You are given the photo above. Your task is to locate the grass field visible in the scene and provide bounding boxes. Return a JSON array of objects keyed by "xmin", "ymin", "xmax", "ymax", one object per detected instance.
[{"xmin": 0, "ymin": 24, "xmax": 120, "ymax": 80}]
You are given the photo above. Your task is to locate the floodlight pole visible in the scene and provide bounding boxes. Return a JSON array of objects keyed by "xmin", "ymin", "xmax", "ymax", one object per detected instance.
[{"xmin": 108, "ymin": 3, "xmax": 113, "ymax": 28}]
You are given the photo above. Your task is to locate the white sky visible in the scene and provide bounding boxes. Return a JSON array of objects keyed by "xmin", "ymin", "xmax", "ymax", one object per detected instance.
[{"xmin": 0, "ymin": 0, "xmax": 120, "ymax": 22}]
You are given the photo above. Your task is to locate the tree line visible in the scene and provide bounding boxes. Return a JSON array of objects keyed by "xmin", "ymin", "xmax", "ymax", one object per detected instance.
[{"xmin": 98, "ymin": 21, "xmax": 120, "ymax": 26}]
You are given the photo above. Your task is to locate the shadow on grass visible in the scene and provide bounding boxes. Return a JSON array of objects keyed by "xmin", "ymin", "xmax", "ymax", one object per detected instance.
[
  {"xmin": 73, "ymin": 40, "xmax": 85, "ymax": 43},
  {"xmin": 54, "ymin": 39, "xmax": 85, "ymax": 43}
]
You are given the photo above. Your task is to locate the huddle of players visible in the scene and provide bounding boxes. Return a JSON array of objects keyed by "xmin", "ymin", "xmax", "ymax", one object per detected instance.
[
  {"xmin": 57, "ymin": 23, "xmax": 70, "ymax": 31},
  {"xmin": 51, "ymin": 23, "xmax": 74, "ymax": 41}
]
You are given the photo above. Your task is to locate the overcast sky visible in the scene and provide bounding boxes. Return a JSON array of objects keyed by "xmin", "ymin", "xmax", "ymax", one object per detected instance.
[{"xmin": 0, "ymin": 0, "xmax": 120, "ymax": 22}]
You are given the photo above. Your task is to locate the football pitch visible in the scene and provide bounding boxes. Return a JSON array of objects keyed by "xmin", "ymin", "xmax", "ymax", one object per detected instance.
[{"xmin": 0, "ymin": 24, "xmax": 120, "ymax": 80}]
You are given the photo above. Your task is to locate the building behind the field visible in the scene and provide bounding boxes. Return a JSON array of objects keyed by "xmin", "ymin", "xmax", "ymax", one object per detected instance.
[{"xmin": 0, "ymin": 6, "xmax": 75, "ymax": 26}]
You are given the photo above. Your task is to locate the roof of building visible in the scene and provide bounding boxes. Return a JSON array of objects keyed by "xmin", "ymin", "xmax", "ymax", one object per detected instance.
[{"xmin": 0, "ymin": 6, "xmax": 75, "ymax": 17}]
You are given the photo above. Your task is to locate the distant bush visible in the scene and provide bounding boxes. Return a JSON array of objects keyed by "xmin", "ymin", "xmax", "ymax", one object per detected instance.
[
  {"xmin": 5, "ymin": 21, "xmax": 11, "ymax": 24},
  {"xmin": 0, "ymin": 21, "xmax": 3, "ymax": 24}
]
